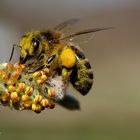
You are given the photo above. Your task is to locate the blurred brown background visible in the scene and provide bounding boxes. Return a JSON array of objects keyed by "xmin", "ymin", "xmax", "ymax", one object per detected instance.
[{"xmin": 0, "ymin": 0, "xmax": 140, "ymax": 140}]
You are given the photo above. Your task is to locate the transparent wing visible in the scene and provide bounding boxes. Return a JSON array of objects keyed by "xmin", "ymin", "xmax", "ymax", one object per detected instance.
[
  {"xmin": 54, "ymin": 18, "xmax": 79, "ymax": 31},
  {"xmin": 54, "ymin": 19, "xmax": 113, "ymax": 45},
  {"xmin": 54, "ymin": 18, "xmax": 80, "ymax": 39},
  {"xmin": 61, "ymin": 27, "xmax": 113, "ymax": 45},
  {"xmin": 64, "ymin": 32, "xmax": 95, "ymax": 45}
]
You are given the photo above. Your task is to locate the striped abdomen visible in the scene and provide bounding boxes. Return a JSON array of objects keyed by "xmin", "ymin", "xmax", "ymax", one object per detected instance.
[{"xmin": 70, "ymin": 46, "xmax": 93, "ymax": 95}]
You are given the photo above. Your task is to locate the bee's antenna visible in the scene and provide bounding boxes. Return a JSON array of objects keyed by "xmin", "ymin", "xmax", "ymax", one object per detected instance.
[{"xmin": 9, "ymin": 44, "xmax": 21, "ymax": 62}]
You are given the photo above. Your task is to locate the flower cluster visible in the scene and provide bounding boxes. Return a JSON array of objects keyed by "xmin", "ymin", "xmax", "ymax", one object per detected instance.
[{"xmin": 0, "ymin": 63, "xmax": 56, "ymax": 113}]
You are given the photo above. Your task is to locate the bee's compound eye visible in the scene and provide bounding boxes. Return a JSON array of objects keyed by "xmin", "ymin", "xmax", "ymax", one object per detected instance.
[{"xmin": 32, "ymin": 38, "xmax": 40, "ymax": 52}]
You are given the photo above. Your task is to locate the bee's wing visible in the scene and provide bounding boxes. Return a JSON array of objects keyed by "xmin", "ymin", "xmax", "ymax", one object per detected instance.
[
  {"xmin": 54, "ymin": 19, "xmax": 112, "ymax": 45},
  {"xmin": 57, "ymin": 93, "xmax": 80, "ymax": 110},
  {"xmin": 61, "ymin": 27, "xmax": 113, "ymax": 45},
  {"xmin": 54, "ymin": 19, "xmax": 80, "ymax": 39},
  {"xmin": 54, "ymin": 18, "xmax": 79, "ymax": 31}
]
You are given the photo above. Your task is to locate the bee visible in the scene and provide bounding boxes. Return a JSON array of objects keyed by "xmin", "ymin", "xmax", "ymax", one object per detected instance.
[{"xmin": 9, "ymin": 19, "xmax": 111, "ymax": 109}]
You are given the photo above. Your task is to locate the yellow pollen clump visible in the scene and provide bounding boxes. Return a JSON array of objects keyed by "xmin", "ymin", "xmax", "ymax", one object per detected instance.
[
  {"xmin": 48, "ymin": 89, "xmax": 55, "ymax": 97},
  {"xmin": 41, "ymin": 99, "xmax": 49, "ymax": 108},
  {"xmin": 11, "ymin": 70, "xmax": 20, "ymax": 79},
  {"xmin": 21, "ymin": 95, "xmax": 29, "ymax": 102},
  {"xmin": 43, "ymin": 68, "xmax": 49, "ymax": 74},
  {"xmin": 18, "ymin": 83, "xmax": 26, "ymax": 91},
  {"xmin": 31, "ymin": 103, "xmax": 42, "ymax": 113},
  {"xmin": 25, "ymin": 86, "xmax": 33, "ymax": 96},
  {"xmin": 32, "ymin": 71, "xmax": 43, "ymax": 78},
  {"xmin": 1, "ymin": 92, "xmax": 10, "ymax": 102},
  {"xmin": 10, "ymin": 92, "xmax": 19, "ymax": 103},
  {"xmin": 23, "ymin": 100, "xmax": 32, "ymax": 109},
  {"xmin": 7, "ymin": 79, "xmax": 15, "ymax": 85},
  {"xmin": 34, "ymin": 95, "xmax": 42, "ymax": 103},
  {"xmin": 8, "ymin": 85, "xmax": 16, "ymax": 92},
  {"xmin": 59, "ymin": 46, "xmax": 76, "ymax": 68}
]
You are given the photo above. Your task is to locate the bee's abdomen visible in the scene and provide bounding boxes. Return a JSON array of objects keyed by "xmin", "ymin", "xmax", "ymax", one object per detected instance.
[{"xmin": 70, "ymin": 46, "xmax": 93, "ymax": 95}]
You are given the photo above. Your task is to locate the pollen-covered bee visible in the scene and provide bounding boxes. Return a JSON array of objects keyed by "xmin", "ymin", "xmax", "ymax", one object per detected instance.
[{"xmin": 9, "ymin": 19, "xmax": 111, "ymax": 110}]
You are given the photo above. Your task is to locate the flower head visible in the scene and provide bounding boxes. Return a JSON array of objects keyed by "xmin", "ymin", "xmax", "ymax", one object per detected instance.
[{"xmin": 0, "ymin": 63, "xmax": 61, "ymax": 113}]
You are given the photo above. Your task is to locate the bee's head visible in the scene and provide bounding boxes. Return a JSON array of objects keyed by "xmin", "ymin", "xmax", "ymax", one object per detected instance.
[
  {"xmin": 19, "ymin": 31, "xmax": 43, "ymax": 64},
  {"xmin": 19, "ymin": 30, "xmax": 61, "ymax": 64}
]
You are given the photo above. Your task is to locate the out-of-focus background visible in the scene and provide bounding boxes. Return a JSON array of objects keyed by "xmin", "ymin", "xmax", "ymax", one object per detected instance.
[{"xmin": 0, "ymin": 0, "xmax": 140, "ymax": 140}]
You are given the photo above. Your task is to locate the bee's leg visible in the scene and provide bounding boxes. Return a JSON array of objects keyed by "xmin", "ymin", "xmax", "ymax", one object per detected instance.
[
  {"xmin": 61, "ymin": 68, "xmax": 73, "ymax": 81},
  {"xmin": 9, "ymin": 45, "xmax": 15, "ymax": 62},
  {"xmin": 9, "ymin": 44, "xmax": 21, "ymax": 62},
  {"xmin": 57, "ymin": 93, "xmax": 80, "ymax": 110}
]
